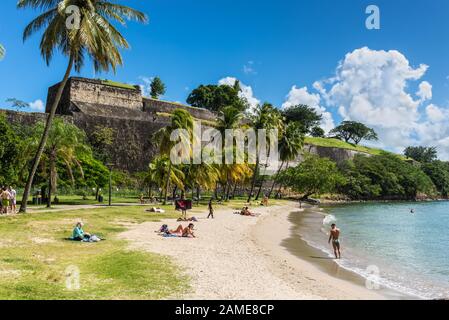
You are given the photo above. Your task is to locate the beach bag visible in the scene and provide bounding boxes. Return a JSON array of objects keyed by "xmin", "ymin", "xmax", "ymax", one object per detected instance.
[{"xmin": 90, "ymin": 235, "xmax": 101, "ymax": 242}]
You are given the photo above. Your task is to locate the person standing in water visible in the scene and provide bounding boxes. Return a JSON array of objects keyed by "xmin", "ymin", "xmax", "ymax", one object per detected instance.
[{"xmin": 328, "ymin": 223, "xmax": 341, "ymax": 259}]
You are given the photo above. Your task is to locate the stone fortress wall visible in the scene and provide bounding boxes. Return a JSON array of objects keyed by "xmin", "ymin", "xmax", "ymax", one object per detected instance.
[{"xmin": 3, "ymin": 77, "xmax": 369, "ymax": 173}]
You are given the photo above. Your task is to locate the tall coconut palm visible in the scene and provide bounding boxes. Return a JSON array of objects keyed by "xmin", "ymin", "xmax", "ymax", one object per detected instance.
[
  {"xmin": 156, "ymin": 109, "xmax": 194, "ymax": 204},
  {"xmin": 35, "ymin": 118, "xmax": 89, "ymax": 207},
  {"xmin": 268, "ymin": 122, "xmax": 304, "ymax": 198},
  {"xmin": 185, "ymin": 160, "xmax": 219, "ymax": 204},
  {"xmin": 148, "ymin": 155, "xmax": 185, "ymax": 200},
  {"xmin": 217, "ymin": 106, "xmax": 245, "ymax": 200},
  {"xmin": 247, "ymin": 103, "xmax": 283, "ymax": 202},
  {"xmin": 18, "ymin": 0, "xmax": 147, "ymax": 213}
]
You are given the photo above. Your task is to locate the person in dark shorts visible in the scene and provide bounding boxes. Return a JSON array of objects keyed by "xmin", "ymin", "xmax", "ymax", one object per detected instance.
[
  {"xmin": 328, "ymin": 223, "xmax": 341, "ymax": 259},
  {"xmin": 207, "ymin": 198, "xmax": 214, "ymax": 219}
]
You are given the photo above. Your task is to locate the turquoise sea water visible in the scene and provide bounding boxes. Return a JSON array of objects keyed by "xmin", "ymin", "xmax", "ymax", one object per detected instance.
[{"xmin": 298, "ymin": 201, "xmax": 449, "ymax": 299}]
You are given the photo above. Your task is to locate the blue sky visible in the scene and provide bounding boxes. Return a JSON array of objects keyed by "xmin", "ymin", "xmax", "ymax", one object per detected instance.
[{"xmin": 1, "ymin": 0, "xmax": 449, "ymax": 155}]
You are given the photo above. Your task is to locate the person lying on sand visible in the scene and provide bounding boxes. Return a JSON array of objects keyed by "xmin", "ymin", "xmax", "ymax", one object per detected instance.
[
  {"xmin": 240, "ymin": 206, "xmax": 259, "ymax": 217},
  {"xmin": 328, "ymin": 223, "xmax": 341, "ymax": 259},
  {"xmin": 177, "ymin": 217, "xmax": 197, "ymax": 222},
  {"xmin": 146, "ymin": 207, "xmax": 165, "ymax": 213},
  {"xmin": 168, "ymin": 223, "xmax": 196, "ymax": 238}
]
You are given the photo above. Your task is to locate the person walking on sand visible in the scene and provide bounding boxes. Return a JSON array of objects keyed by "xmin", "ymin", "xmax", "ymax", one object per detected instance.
[
  {"xmin": 328, "ymin": 223, "xmax": 341, "ymax": 259},
  {"xmin": 207, "ymin": 198, "xmax": 214, "ymax": 219}
]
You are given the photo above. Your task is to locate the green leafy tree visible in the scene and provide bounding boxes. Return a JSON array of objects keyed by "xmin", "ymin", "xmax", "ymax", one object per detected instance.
[
  {"xmin": 310, "ymin": 126, "xmax": 325, "ymax": 138},
  {"xmin": 281, "ymin": 154, "xmax": 344, "ymax": 199},
  {"xmin": 268, "ymin": 122, "xmax": 304, "ymax": 198},
  {"xmin": 421, "ymin": 160, "xmax": 449, "ymax": 197},
  {"xmin": 216, "ymin": 106, "xmax": 246, "ymax": 200},
  {"xmin": 247, "ymin": 103, "xmax": 284, "ymax": 202},
  {"xmin": 338, "ymin": 153, "xmax": 435, "ymax": 200},
  {"xmin": 404, "ymin": 146, "xmax": 438, "ymax": 163},
  {"xmin": 34, "ymin": 119, "xmax": 89, "ymax": 207},
  {"xmin": 329, "ymin": 121, "xmax": 378, "ymax": 145},
  {"xmin": 0, "ymin": 114, "xmax": 21, "ymax": 185},
  {"xmin": 147, "ymin": 155, "xmax": 185, "ymax": 200},
  {"xmin": 6, "ymin": 98, "xmax": 29, "ymax": 111},
  {"xmin": 18, "ymin": 0, "xmax": 147, "ymax": 213},
  {"xmin": 150, "ymin": 76, "xmax": 166, "ymax": 99},
  {"xmin": 282, "ymin": 105, "xmax": 322, "ymax": 134},
  {"xmin": 75, "ymin": 154, "xmax": 109, "ymax": 200},
  {"xmin": 187, "ymin": 82, "xmax": 248, "ymax": 112}
]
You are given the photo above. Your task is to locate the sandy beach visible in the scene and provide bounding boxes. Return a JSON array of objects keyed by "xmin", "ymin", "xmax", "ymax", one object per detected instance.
[{"xmin": 121, "ymin": 202, "xmax": 387, "ymax": 300}]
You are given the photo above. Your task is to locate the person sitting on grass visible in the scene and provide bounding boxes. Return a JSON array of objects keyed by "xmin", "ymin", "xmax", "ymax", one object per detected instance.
[
  {"xmin": 167, "ymin": 223, "xmax": 196, "ymax": 238},
  {"xmin": 71, "ymin": 222, "xmax": 91, "ymax": 241}
]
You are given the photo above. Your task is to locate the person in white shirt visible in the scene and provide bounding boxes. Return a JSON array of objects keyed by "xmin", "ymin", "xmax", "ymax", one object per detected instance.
[{"xmin": 8, "ymin": 186, "xmax": 16, "ymax": 214}]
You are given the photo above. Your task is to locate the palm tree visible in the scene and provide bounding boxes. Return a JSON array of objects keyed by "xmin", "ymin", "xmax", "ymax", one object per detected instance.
[
  {"xmin": 156, "ymin": 109, "xmax": 194, "ymax": 204},
  {"xmin": 216, "ymin": 106, "xmax": 245, "ymax": 200},
  {"xmin": 18, "ymin": 0, "xmax": 147, "ymax": 213},
  {"xmin": 247, "ymin": 103, "xmax": 283, "ymax": 202},
  {"xmin": 148, "ymin": 155, "xmax": 185, "ymax": 201},
  {"xmin": 185, "ymin": 160, "xmax": 220, "ymax": 204},
  {"xmin": 35, "ymin": 119, "xmax": 88, "ymax": 207},
  {"xmin": 268, "ymin": 122, "xmax": 304, "ymax": 198}
]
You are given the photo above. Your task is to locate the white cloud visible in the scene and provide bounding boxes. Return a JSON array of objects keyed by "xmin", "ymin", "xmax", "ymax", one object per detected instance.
[
  {"xmin": 417, "ymin": 81, "xmax": 432, "ymax": 102},
  {"xmin": 425, "ymin": 104, "xmax": 446, "ymax": 122},
  {"xmin": 243, "ymin": 61, "xmax": 257, "ymax": 75},
  {"xmin": 29, "ymin": 99, "xmax": 44, "ymax": 112},
  {"xmin": 218, "ymin": 77, "xmax": 260, "ymax": 113},
  {"xmin": 317, "ymin": 47, "xmax": 430, "ymax": 151},
  {"xmin": 312, "ymin": 46, "xmax": 449, "ymax": 159},
  {"xmin": 138, "ymin": 76, "xmax": 154, "ymax": 97},
  {"xmin": 281, "ymin": 85, "xmax": 335, "ymax": 132}
]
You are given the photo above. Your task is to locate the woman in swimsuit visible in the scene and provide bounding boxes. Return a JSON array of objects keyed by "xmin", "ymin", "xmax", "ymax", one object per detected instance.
[{"xmin": 169, "ymin": 223, "xmax": 196, "ymax": 238}]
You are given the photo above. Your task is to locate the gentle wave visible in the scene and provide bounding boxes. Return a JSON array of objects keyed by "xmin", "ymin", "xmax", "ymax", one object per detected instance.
[{"xmin": 298, "ymin": 210, "xmax": 439, "ymax": 299}]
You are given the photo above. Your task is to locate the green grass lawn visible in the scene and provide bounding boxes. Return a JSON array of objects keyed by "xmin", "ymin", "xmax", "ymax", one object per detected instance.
[
  {"xmin": 0, "ymin": 205, "xmax": 187, "ymax": 299},
  {"xmin": 305, "ymin": 137, "xmax": 407, "ymax": 159}
]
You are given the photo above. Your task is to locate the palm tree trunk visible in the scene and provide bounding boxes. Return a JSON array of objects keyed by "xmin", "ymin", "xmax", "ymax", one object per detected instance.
[
  {"xmin": 47, "ymin": 154, "xmax": 56, "ymax": 208},
  {"xmin": 163, "ymin": 162, "xmax": 172, "ymax": 205},
  {"xmin": 19, "ymin": 56, "xmax": 74, "ymax": 213},
  {"xmin": 276, "ymin": 161, "xmax": 289, "ymax": 198},
  {"xmin": 231, "ymin": 182, "xmax": 238, "ymax": 199},
  {"xmin": 47, "ymin": 167, "xmax": 52, "ymax": 208},
  {"xmin": 255, "ymin": 177, "xmax": 264, "ymax": 201},
  {"xmin": 268, "ymin": 161, "xmax": 284, "ymax": 198},
  {"xmin": 247, "ymin": 157, "xmax": 259, "ymax": 203},
  {"xmin": 196, "ymin": 186, "xmax": 200, "ymax": 205}
]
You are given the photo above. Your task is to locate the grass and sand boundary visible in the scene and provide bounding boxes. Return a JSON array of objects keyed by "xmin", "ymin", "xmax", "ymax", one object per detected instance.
[{"xmin": 0, "ymin": 198, "xmax": 390, "ymax": 299}]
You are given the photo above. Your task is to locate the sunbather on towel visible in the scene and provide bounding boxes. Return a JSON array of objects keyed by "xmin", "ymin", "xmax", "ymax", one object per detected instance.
[{"xmin": 168, "ymin": 223, "xmax": 196, "ymax": 238}]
